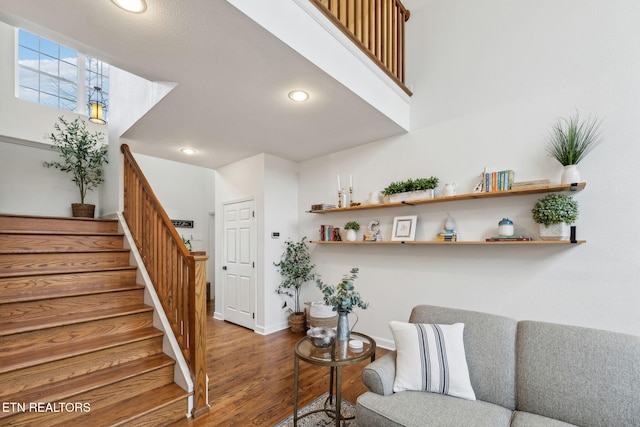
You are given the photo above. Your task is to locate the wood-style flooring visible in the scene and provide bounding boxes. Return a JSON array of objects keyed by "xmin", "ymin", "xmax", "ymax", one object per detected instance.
[{"xmin": 170, "ymin": 301, "xmax": 388, "ymax": 426}]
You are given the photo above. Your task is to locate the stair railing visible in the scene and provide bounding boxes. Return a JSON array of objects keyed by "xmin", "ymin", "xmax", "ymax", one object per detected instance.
[
  {"xmin": 120, "ymin": 144, "xmax": 209, "ymax": 418},
  {"xmin": 310, "ymin": 0, "xmax": 411, "ymax": 95}
]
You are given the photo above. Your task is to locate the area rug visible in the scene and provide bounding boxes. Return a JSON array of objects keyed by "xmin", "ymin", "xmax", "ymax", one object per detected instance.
[{"xmin": 274, "ymin": 392, "xmax": 357, "ymax": 426}]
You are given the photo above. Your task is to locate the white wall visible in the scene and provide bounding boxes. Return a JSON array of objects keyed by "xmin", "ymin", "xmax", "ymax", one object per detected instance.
[
  {"xmin": 214, "ymin": 153, "xmax": 299, "ymax": 334},
  {"xmin": 263, "ymin": 154, "xmax": 299, "ymax": 333},
  {"xmin": 0, "ymin": 21, "xmax": 110, "ymax": 217},
  {"xmin": 299, "ymin": 0, "xmax": 640, "ymax": 348},
  {"xmin": 132, "ymin": 153, "xmax": 215, "ymax": 251}
]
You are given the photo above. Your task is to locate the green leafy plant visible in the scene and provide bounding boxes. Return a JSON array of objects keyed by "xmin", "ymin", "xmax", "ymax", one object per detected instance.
[
  {"xmin": 546, "ymin": 112, "xmax": 603, "ymax": 166},
  {"xmin": 181, "ymin": 236, "xmax": 192, "ymax": 252},
  {"xmin": 382, "ymin": 176, "xmax": 439, "ymax": 195},
  {"xmin": 316, "ymin": 268, "xmax": 368, "ymax": 314},
  {"xmin": 344, "ymin": 221, "xmax": 360, "ymax": 231},
  {"xmin": 43, "ymin": 116, "xmax": 108, "ymax": 204},
  {"xmin": 274, "ymin": 237, "xmax": 315, "ymax": 314},
  {"xmin": 532, "ymin": 194, "xmax": 578, "ymax": 226}
]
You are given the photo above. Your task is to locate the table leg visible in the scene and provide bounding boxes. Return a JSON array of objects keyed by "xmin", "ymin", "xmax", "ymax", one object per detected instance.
[
  {"xmin": 329, "ymin": 366, "xmax": 335, "ymax": 405},
  {"xmin": 335, "ymin": 365, "xmax": 342, "ymax": 427},
  {"xmin": 293, "ymin": 354, "xmax": 300, "ymax": 426}
]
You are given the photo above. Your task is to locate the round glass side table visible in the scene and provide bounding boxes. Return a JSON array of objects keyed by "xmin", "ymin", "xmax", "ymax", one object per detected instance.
[{"xmin": 293, "ymin": 332, "xmax": 376, "ymax": 426}]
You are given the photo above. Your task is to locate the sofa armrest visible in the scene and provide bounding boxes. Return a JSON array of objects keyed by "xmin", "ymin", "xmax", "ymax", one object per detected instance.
[{"xmin": 362, "ymin": 351, "xmax": 396, "ymax": 396}]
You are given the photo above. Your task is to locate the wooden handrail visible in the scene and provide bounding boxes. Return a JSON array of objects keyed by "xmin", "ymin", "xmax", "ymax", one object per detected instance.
[
  {"xmin": 120, "ymin": 144, "xmax": 209, "ymax": 418},
  {"xmin": 310, "ymin": 0, "xmax": 411, "ymax": 96}
]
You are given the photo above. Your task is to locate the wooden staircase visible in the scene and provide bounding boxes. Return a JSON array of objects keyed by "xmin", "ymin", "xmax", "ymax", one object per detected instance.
[{"xmin": 0, "ymin": 214, "xmax": 191, "ymax": 426}]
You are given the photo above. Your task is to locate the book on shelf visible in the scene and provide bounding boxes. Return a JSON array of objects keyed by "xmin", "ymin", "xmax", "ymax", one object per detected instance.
[
  {"xmin": 486, "ymin": 235, "xmax": 533, "ymax": 242},
  {"xmin": 436, "ymin": 230, "xmax": 458, "ymax": 242},
  {"xmin": 311, "ymin": 203, "xmax": 336, "ymax": 211},
  {"xmin": 483, "ymin": 169, "xmax": 515, "ymax": 192},
  {"xmin": 510, "ymin": 179, "xmax": 550, "ymax": 189},
  {"xmin": 319, "ymin": 225, "xmax": 341, "ymax": 241}
]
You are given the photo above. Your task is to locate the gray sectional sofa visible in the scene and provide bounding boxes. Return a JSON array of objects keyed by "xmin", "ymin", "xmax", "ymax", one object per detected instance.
[{"xmin": 356, "ymin": 305, "xmax": 640, "ymax": 427}]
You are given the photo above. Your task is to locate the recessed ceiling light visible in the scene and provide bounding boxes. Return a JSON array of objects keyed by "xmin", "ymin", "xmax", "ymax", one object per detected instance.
[
  {"xmin": 288, "ymin": 90, "xmax": 309, "ymax": 102},
  {"xmin": 181, "ymin": 148, "xmax": 195, "ymax": 155},
  {"xmin": 111, "ymin": 0, "xmax": 147, "ymax": 13}
]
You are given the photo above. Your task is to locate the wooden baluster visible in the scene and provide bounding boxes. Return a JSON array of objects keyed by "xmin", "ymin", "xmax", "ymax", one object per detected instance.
[{"xmin": 347, "ymin": 0, "xmax": 355, "ymax": 33}]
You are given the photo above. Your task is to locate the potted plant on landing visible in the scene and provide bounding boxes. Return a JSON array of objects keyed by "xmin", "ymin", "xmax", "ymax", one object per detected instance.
[
  {"xmin": 532, "ymin": 193, "xmax": 578, "ymax": 240},
  {"xmin": 344, "ymin": 221, "xmax": 360, "ymax": 242},
  {"xmin": 546, "ymin": 112, "xmax": 603, "ymax": 184},
  {"xmin": 316, "ymin": 267, "xmax": 368, "ymax": 341},
  {"xmin": 382, "ymin": 176, "xmax": 439, "ymax": 202},
  {"xmin": 274, "ymin": 237, "xmax": 316, "ymax": 333},
  {"xmin": 43, "ymin": 116, "xmax": 108, "ymax": 218}
]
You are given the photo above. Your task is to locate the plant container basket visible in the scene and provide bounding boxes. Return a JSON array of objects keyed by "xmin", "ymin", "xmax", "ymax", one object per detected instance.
[
  {"xmin": 388, "ymin": 189, "xmax": 434, "ymax": 203},
  {"xmin": 539, "ymin": 223, "xmax": 571, "ymax": 241},
  {"xmin": 289, "ymin": 312, "xmax": 306, "ymax": 333},
  {"xmin": 72, "ymin": 203, "xmax": 95, "ymax": 218}
]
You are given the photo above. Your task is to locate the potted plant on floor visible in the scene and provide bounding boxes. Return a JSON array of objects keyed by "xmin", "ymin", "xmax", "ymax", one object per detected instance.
[
  {"xmin": 531, "ymin": 193, "xmax": 578, "ymax": 240},
  {"xmin": 316, "ymin": 267, "xmax": 368, "ymax": 341},
  {"xmin": 274, "ymin": 237, "xmax": 316, "ymax": 333},
  {"xmin": 43, "ymin": 116, "xmax": 108, "ymax": 218},
  {"xmin": 546, "ymin": 112, "xmax": 603, "ymax": 184}
]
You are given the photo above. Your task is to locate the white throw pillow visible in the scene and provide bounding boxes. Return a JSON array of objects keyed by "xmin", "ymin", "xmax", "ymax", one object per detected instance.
[{"xmin": 389, "ymin": 320, "xmax": 476, "ymax": 400}]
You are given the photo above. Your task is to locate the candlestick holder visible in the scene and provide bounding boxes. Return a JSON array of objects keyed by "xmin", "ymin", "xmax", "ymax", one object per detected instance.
[{"xmin": 349, "ymin": 186, "xmax": 354, "ymax": 207}]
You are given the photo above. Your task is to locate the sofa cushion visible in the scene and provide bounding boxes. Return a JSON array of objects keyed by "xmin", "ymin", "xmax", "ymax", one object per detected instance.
[
  {"xmin": 389, "ymin": 321, "xmax": 475, "ymax": 400},
  {"xmin": 511, "ymin": 411, "xmax": 576, "ymax": 427},
  {"xmin": 517, "ymin": 320, "xmax": 640, "ymax": 427},
  {"xmin": 356, "ymin": 390, "xmax": 512, "ymax": 427},
  {"xmin": 408, "ymin": 305, "xmax": 518, "ymax": 409}
]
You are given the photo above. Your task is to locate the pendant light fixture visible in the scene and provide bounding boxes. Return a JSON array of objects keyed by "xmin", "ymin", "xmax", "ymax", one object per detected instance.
[{"xmin": 88, "ymin": 60, "xmax": 107, "ymax": 125}]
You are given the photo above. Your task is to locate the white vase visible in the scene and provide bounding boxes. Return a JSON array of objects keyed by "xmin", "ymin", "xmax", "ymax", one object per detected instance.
[
  {"xmin": 539, "ymin": 223, "xmax": 571, "ymax": 241},
  {"xmin": 346, "ymin": 229, "xmax": 357, "ymax": 241},
  {"xmin": 561, "ymin": 165, "xmax": 580, "ymax": 185}
]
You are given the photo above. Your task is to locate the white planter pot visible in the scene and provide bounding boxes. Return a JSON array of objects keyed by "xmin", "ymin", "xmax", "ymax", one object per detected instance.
[
  {"xmin": 346, "ymin": 229, "xmax": 357, "ymax": 241},
  {"xmin": 561, "ymin": 165, "xmax": 580, "ymax": 184},
  {"xmin": 539, "ymin": 223, "xmax": 571, "ymax": 241},
  {"xmin": 388, "ymin": 189, "xmax": 434, "ymax": 203}
]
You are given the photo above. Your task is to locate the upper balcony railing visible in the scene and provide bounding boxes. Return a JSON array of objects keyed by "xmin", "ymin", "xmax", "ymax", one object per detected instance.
[{"xmin": 310, "ymin": 0, "xmax": 411, "ymax": 95}]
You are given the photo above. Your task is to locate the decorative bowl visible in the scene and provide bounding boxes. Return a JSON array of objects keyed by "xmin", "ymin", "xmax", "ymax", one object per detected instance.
[{"xmin": 307, "ymin": 327, "xmax": 336, "ymax": 348}]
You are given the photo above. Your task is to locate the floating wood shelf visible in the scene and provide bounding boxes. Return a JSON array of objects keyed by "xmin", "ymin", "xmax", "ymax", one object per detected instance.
[
  {"xmin": 310, "ymin": 240, "xmax": 586, "ymax": 246},
  {"xmin": 307, "ymin": 183, "xmax": 586, "ymax": 214}
]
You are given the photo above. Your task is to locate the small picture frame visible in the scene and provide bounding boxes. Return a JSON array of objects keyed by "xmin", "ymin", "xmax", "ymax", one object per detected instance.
[{"xmin": 391, "ymin": 215, "xmax": 418, "ymax": 241}]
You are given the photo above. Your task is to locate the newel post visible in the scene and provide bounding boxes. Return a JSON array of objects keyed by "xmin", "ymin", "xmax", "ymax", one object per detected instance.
[{"xmin": 189, "ymin": 254, "xmax": 210, "ymax": 418}]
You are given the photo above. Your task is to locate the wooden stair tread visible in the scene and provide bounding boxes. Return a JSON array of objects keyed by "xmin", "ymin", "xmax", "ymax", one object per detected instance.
[
  {"xmin": 0, "ymin": 270, "xmax": 140, "ymax": 303},
  {"xmin": 0, "ymin": 303, "xmax": 153, "ymax": 336},
  {"xmin": 0, "ymin": 327, "xmax": 164, "ymax": 374},
  {"xmin": 51, "ymin": 383, "xmax": 190, "ymax": 427},
  {"xmin": 0, "ymin": 264, "xmax": 135, "ymax": 279},
  {"xmin": 1, "ymin": 353, "xmax": 176, "ymax": 416},
  {"xmin": 0, "ymin": 230, "xmax": 123, "ymax": 236}
]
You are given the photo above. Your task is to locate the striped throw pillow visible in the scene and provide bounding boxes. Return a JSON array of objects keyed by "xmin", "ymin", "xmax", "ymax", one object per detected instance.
[{"xmin": 389, "ymin": 321, "xmax": 476, "ymax": 400}]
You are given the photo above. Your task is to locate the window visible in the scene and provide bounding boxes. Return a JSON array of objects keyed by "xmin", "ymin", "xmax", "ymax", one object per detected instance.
[{"xmin": 17, "ymin": 29, "xmax": 110, "ymax": 120}]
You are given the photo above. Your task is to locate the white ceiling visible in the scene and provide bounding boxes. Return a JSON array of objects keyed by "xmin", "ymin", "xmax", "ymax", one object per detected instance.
[{"xmin": 0, "ymin": 0, "xmax": 406, "ymax": 169}]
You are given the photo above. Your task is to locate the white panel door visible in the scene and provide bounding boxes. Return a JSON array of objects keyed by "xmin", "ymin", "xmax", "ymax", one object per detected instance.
[{"xmin": 223, "ymin": 199, "xmax": 255, "ymax": 329}]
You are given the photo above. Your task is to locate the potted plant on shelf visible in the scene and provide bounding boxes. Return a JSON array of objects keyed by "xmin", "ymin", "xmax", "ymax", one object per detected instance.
[
  {"xmin": 344, "ymin": 221, "xmax": 360, "ymax": 242},
  {"xmin": 546, "ymin": 112, "xmax": 603, "ymax": 184},
  {"xmin": 43, "ymin": 116, "xmax": 108, "ymax": 218},
  {"xmin": 274, "ymin": 237, "xmax": 316, "ymax": 333},
  {"xmin": 382, "ymin": 176, "xmax": 439, "ymax": 202},
  {"xmin": 531, "ymin": 194, "xmax": 578, "ymax": 240},
  {"xmin": 316, "ymin": 267, "xmax": 368, "ymax": 341}
]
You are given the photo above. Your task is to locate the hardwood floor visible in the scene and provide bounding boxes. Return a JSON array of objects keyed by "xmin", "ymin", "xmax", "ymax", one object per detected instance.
[{"xmin": 171, "ymin": 301, "xmax": 388, "ymax": 426}]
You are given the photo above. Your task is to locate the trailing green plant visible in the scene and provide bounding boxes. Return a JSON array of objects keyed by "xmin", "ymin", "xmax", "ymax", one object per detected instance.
[
  {"xmin": 316, "ymin": 268, "xmax": 368, "ymax": 314},
  {"xmin": 274, "ymin": 237, "xmax": 315, "ymax": 314},
  {"xmin": 43, "ymin": 116, "xmax": 108, "ymax": 204},
  {"xmin": 531, "ymin": 194, "xmax": 578, "ymax": 226},
  {"xmin": 381, "ymin": 176, "xmax": 439, "ymax": 195},
  {"xmin": 546, "ymin": 112, "xmax": 603, "ymax": 166},
  {"xmin": 344, "ymin": 221, "xmax": 360, "ymax": 231}
]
